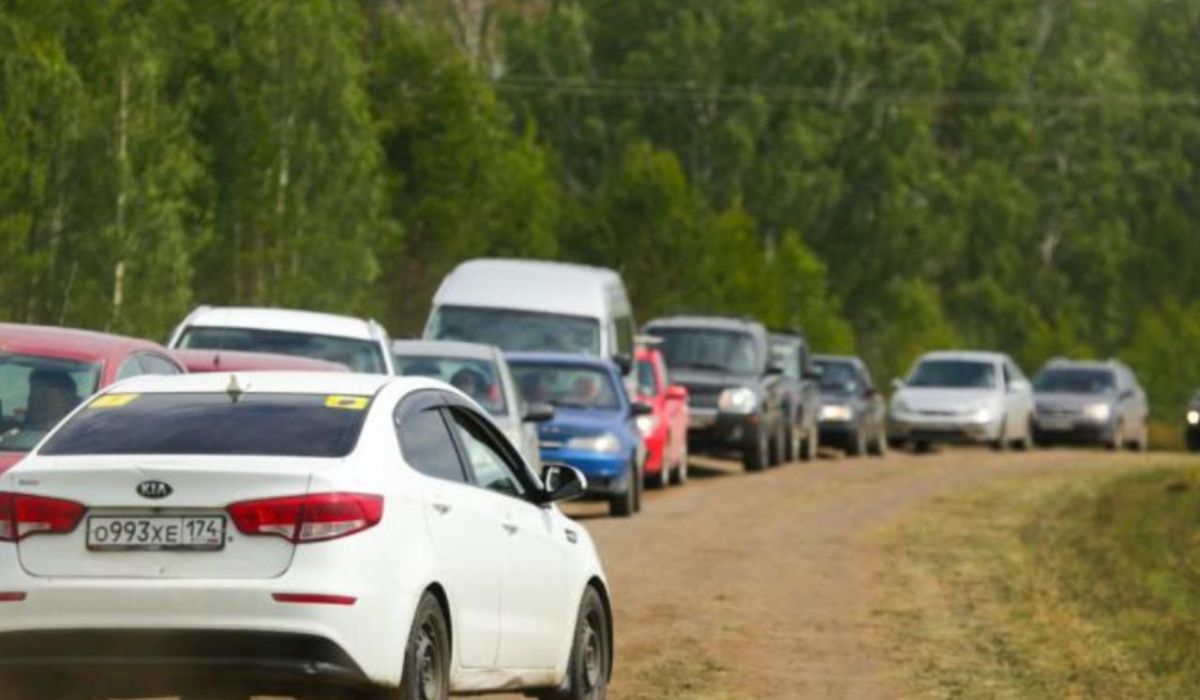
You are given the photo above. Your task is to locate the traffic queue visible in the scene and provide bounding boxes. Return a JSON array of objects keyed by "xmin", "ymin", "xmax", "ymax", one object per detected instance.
[{"xmin": 0, "ymin": 256, "xmax": 1169, "ymax": 699}]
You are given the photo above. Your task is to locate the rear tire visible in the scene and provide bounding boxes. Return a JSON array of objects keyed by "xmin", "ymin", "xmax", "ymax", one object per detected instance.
[
  {"xmin": 537, "ymin": 587, "xmax": 611, "ymax": 700},
  {"xmin": 743, "ymin": 426, "xmax": 769, "ymax": 472},
  {"xmin": 388, "ymin": 592, "xmax": 450, "ymax": 700}
]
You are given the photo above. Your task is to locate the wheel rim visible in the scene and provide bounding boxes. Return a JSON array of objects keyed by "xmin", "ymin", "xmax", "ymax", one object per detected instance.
[
  {"xmin": 416, "ymin": 619, "xmax": 442, "ymax": 700},
  {"xmin": 581, "ymin": 612, "xmax": 606, "ymax": 695}
]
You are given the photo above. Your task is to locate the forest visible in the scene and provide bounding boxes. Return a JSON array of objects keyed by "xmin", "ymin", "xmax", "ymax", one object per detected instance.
[{"xmin": 2, "ymin": 0, "xmax": 1199, "ymax": 416}]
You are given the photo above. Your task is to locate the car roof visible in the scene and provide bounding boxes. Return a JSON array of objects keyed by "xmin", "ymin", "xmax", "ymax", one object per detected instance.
[
  {"xmin": 1041, "ymin": 359, "xmax": 1119, "ymax": 372},
  {"xmin": 101, "ymin": 371, "xmax": 397, "ymax": 396},
  {"xmin": 433, "ymin": 258, "xmax": 629, "ymax": 318},
  {"xmin": 179, "ymin": 306, "xmax": 384, "ymax": 342},
  {"xmin": 645, "ymin": 315, "xmax": 765, "ymax": 334},
  {"xmin": 814, "ymin": 354, "xmax": 860, "ymax": 365},
  {"xmin": 505, "ymin": 351, "xmax": 616, "ymax": 371},
  {"xmin": 919, "ymin": 350, "xmax": 1008, "ymax": 363},
  {"xmin": 391, "ymin": 339, "xmax": 498, "ymax": 362},
  {"xmin": 170, "ymin": 349, "xmax": 349, "ymax": 373},
  {"xmin": 0, "ymin": 323, "xmax": 167, "ymax": 363}
]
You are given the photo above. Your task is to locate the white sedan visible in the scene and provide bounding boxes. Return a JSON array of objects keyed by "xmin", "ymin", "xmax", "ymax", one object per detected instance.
[{"xmin": 0, "ymin": 372, "xmax": 612, "ymax": 700}]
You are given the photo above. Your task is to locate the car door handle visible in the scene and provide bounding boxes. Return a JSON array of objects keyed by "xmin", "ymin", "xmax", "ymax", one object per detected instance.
[
  {"xmin": 502, "ymin": 522, "xmax": 519, "ymax": 535},
  {"xmin": 432, "ymin": 502, "xmax": 452, "ymax": 515}
]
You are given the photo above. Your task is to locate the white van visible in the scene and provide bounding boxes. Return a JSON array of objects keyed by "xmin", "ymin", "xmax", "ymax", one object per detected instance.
[{"xmin": 424, "ymin": 258, "xmax": 637, "ymax": 370}]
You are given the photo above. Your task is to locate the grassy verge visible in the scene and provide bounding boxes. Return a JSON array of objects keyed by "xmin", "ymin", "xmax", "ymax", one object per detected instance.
[{"xmin": 874, "ymin": 462, "xmax": 1200, "ymax": 698}]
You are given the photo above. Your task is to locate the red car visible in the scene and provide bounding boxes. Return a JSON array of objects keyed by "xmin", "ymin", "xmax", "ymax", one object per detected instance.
[
  {"xmin": 172, "ymin": 349, "xmax": 349, "ymax": 373},
  {"xmin": 0, "ymin": 323, "xmax": 185, "ymax": 472},
  {"xmin": 635, "ymin": 345, "xmax": 690, "ymax": 487}
]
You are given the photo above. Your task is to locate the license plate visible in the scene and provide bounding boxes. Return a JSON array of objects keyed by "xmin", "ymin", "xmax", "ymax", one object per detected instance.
[
  {"xmin": 86, "ymin": 516, "xmax": 226, "ymax": 551},
  {"xmin": 1039, "ymin": 419, "xmax": 1074, "ymax": 431}
]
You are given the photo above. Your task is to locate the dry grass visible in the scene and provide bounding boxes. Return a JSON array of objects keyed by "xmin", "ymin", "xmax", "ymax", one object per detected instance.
[{"xmin": 872, "ymin": 461, "xmax": 1200, "ymax": 698}]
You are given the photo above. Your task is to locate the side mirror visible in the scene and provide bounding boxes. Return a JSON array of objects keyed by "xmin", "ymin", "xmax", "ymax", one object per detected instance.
[
  {"xmin": 630, "ymin": 401, "xmax": 654, "ymax": 417},
  {"xmin": 665, "ymin": 385, "xmax": 688, "ymax": 401},
  {"xmin": 612, "ymin": 354, "xmax": 632, "ymax": 375},
  {"xmin": 863, "ymin": 386, "xmax": 877, "ymax": 398},
  {"xmin": 522, "ymin": 402, "xmax": 555, "ymax": 423},
  {"xmin": 1119, "ymin": 388, "xmax": 1135, "ymax": 400},
  {"xmin": 891, "ymin": 377, "xmax": 905, "ymax": 391},
  {"xmin": 540, "ymin": 463, "xmax": 587, "ymax": 504},
  {"xmin": 765, "ymin": 365, "xmax": 785, "ymax": 377},
  {"xmin": 802, "ymin": 368, "xmax": 823, "ymax": 381}
]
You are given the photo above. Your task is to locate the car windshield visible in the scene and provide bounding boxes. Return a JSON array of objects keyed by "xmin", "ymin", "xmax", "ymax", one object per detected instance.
[
  {"xmin": 395, "ymin": 355, "xmax": 507, "ymax": 416},
  {"xmin": 636, "ymin": 359, "xmax": 657, "ymax": 397},
  {"xmin": 0, "ymin": 354, "xmax": 101, "ymax": 453},
  {"xmin": 654, "ymin": 328, "xmax": 760, "ymax": 376},
  {"xmin": 814, "ymin": 360, "xmax": 858, "ymax": 392},
  {"xmin": 511, "ymin": 364, "xmax": 621, "ymax": 411},
  {"xmin": 768, "ymin": 338, "xmax": 801, "ymax": 378},
  {"xmin": 40, "ymin": 392, "xmax": 370, "ymax": 457},
  {"xmin": 178, "ymin": 327, "xmax": 385, "ymax": 374},
  {"xmin": 428, "ymin": 305, "xmax": 601, "ymax": 356},
  {"xmin": 1034, "ymin": 368, "xmax": 1116, "ymax": 394},
  {"xmin": 908, "ymin": 360, "xmax": 997, "ymax": 389}
]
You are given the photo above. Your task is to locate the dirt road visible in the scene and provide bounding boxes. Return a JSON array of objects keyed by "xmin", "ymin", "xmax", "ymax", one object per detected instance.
[{"xmin": 545, "ymin": 447, "xmax": 1182, "ymax": 700}]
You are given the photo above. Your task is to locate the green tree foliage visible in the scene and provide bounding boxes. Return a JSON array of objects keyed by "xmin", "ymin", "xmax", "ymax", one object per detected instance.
[{"xmin": 2, "ymin": 0, "xmax": 1200, "ymax": 418}]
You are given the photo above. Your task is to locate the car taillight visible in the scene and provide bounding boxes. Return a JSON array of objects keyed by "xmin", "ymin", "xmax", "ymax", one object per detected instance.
[
  {"xmin": 0, "ymin": 492, "xmax": 86, "ymax": 542},
  {"xmin": 227, "ymin": 493, "xmax": 384, "ymax": 544}
]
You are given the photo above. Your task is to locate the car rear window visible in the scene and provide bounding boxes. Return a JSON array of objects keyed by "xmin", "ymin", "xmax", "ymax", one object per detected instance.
[{"xmin": 39, "ymin": 392, "xmax": 371, "ymax": 457}]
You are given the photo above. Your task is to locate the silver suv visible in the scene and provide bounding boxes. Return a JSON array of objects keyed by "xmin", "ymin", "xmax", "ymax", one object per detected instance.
[{"xmin": 1032, "ymin": 359, "xmax": 1148, "ymax": 450}]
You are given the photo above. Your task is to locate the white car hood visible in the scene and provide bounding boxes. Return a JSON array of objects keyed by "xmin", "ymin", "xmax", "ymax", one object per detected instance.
[{"xmin": 898, "ymin": 387, "xmax": 1000, "ymax": 412}]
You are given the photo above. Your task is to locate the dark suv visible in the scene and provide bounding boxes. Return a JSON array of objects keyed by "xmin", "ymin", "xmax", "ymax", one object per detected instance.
[
  {"xmin": 643, "ymin": 315, "xmax": 789, "ymax": 471},
  {"xmin": 768, "ymin": 330, "xmax": 822, "ymax": 461}
]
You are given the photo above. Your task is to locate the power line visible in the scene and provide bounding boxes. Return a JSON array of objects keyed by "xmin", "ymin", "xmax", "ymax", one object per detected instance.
[{"xmin": 494, "ymin": 75, "xmax": 1200, "ymax": 107}]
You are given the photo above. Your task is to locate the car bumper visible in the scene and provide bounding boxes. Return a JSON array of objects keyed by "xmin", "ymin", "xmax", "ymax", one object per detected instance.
[
  {"xmin": 888, "ymin": 415, "xmax": 1000, "ymax": 444},
  {"xmin": 686, "ymin": 409, "xmax": 759, "ymax": 450},
  {"xmin": 0, "ymin": 628, "xmax": 369, "ymax": 695},
  {"xmin": 1033, "ymin": 418, "xmax": 1114, "ymax": 444},
  {"xmin": 0, "ymin": 545, "xmax": 413, "ymax": 690},
  {"xmin": 818, "ymin": 420, "xmax": 857, "ymax": 446},
  {"xmin": 539, "ymin": 447, "xmax": 631, "ymax": 496}
]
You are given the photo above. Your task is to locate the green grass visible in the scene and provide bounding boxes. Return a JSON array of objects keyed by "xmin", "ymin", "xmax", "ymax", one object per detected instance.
[{"xmin": 875, "ymin": 463, "xmax": 1200, "ymax": 698}]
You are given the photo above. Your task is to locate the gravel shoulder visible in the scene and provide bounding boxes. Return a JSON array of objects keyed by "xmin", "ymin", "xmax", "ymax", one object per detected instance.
[{"xmin": 555, "ymin": 448, "xmax": 1181, "ymax": 699}]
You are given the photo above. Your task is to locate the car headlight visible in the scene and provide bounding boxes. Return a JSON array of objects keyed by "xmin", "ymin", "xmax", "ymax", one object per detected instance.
[
  {"xmin": 1083, "ymin": 403, "xmax": 1111, "ymax": 422},
  {"xmin": 636, "ymin": 415, "xmax": 659, "ymax": 436},
  {"xmin": 566, "ymin": 432, "xmax": 623, "ymax": 454},
  {"xmin": 969, "ymin": 405, "xmax": 995, "ymax": 423},
  {"xmin": 820, "ymin": 404, "xmax": 853, "ymax": 421},
  {"xmin": 1188, "ymin": 410, "xmax": 1200, "ymax": 426},
  {"xmin": 718, "ymin": 387, "xmax": 757, "ymax": 415}
]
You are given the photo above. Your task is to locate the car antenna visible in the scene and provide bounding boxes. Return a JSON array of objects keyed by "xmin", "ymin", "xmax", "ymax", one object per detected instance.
[{"xmin": 226, "ymin": 373, "xmax": 245, "ymax": 403}]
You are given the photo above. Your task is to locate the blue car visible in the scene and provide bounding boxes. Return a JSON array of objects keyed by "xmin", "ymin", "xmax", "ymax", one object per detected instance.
[{"xmin": 507, "ymin": 352, "xmax": 649, "ymax": 517}]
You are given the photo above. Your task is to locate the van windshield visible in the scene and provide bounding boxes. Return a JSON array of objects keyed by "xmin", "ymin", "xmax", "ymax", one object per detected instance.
[{"xmin": 428, "ymin": 305, "xmax": 601, "ymax": 355}]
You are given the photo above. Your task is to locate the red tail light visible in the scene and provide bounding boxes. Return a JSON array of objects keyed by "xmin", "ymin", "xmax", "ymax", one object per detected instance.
[
  {"xmin": 0, "ymin": 492, "xmax": 86, "ymax": 542},
  {"xmin": 227, "ymin": 493, "xmax": 383, "ymax": 544}
]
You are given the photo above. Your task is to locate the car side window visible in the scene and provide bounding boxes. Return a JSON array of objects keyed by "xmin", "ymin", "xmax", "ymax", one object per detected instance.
[
  {"xmin": 396, "ymin": 407, "xmax": 469, "ymax": 484},
  {"xmin": 447, "ymin": 408, "xmax": 526, "ymax": 498},
  {"xmin": 139, "ymin": 354, "xmax": 182, "ymax": 375},
  {"xmin": 115, "ymin": 356, "xmax": 144, "ymax": 381}
]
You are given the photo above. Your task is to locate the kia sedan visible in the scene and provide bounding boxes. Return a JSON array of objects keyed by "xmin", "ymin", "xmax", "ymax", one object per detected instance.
[{"xmin": 0, "ymin": 372, "xmax": 611, "ymax": 700}]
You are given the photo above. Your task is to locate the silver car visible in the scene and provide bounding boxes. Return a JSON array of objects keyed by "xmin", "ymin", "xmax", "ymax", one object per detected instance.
[
  {"xmin": 392, "ymin": 339, "xmax": 553, "ymax": 467},
  {"xmin": 889, "ymin": 350, "xmax": 1036, "ymax": 451},
  {"xmin": 1032, "ymin": 359, "xmax": 1148, "ymax": 450}
]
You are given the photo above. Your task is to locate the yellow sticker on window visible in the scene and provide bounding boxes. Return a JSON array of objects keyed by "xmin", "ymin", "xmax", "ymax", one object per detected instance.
[
  {"xmin": 325, "ymin": 395, "xmax": 369, "ymax": 410},
  {"xmin": 90, "ymin": 393, "xmax": 139, "ymax": 408}
]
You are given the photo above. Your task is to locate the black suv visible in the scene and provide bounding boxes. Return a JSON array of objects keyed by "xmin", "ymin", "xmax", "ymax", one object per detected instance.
[
  {"xmin": 768, "ymin": 330, "xmax": 822, "ymax": 461},
  {"xmin": 643, "ymin": 315, "xmax": 791, "ymax": 471}
]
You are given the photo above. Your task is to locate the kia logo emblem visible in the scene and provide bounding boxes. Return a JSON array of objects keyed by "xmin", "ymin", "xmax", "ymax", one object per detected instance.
[{"xmin": 136, "ymin": 480, "xmax": 173, "ymax": 500}]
